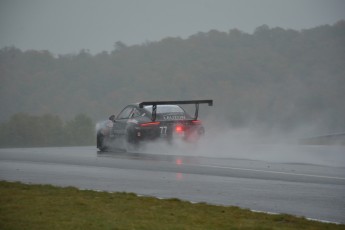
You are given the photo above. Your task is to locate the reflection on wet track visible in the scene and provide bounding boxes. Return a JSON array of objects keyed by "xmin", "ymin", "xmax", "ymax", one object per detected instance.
[
  {"xmin": 97, "ymin": 150, "xmax": 200, "ymax": 165},
  {"xmin": 0, "ymin": 146, "xmax": 345, "ymax": 224}
]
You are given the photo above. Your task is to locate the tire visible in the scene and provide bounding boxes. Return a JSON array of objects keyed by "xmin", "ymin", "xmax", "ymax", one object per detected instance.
[
  {"xmin": 97, "ymin": 132, "xmax": 108, "ymax": 152},
  {"xmin": 124, "ymin": 130, "xmax": 140, "ymax": 152}
]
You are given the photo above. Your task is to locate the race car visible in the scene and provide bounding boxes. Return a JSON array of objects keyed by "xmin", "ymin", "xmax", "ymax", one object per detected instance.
[{"xmin": 96, "ymin": 100, "xmax": 213, "ymax": 151}]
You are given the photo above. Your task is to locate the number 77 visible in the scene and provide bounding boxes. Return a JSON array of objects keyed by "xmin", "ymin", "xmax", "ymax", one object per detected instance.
[{"xmin": 160, "ymin": 126, "xmax": 167, "ymax": 134}]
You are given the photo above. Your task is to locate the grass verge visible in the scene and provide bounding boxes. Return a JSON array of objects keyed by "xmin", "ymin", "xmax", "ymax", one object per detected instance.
[{"xmin": 0, "ymin": 181, "xmax": 344, "ymax": 230}]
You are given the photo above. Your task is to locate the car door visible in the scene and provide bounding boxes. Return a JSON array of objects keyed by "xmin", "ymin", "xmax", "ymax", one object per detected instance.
[{"xmin": 113, "ymin": 106, "xmax": 134, "ymax": 139}]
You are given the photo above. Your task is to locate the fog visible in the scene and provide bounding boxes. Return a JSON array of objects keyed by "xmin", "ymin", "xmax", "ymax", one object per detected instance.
[
  {"xmin": 1, "ymin": 0, "xmax": 344, "ymax": 165},
  {"xmin": 1, "ymin": 0, "xmax": 345, "ymax": 54},
  {"xmin": 106, "ymin": 105, "xmax": 345, "ymax": 168},
  {"xmin": 142, "ymin": 124, "xmax": 345, "ymax": 167}
]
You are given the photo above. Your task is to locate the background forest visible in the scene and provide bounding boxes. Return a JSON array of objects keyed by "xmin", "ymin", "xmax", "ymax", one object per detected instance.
[{"xmin": 0, "ymin": 22, "xmax": 344, "ymax": 147}]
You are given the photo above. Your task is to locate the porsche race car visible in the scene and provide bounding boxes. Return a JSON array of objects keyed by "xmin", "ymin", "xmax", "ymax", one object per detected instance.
[{"xmin": 96, "ymin": 100, "xmax": 213, "ymax": 151}]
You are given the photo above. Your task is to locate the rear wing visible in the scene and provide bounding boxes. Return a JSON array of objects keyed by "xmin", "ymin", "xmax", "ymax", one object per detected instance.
[{"xmin": 139, "ymin": 100, "xmax": 213, "ymax": 121}]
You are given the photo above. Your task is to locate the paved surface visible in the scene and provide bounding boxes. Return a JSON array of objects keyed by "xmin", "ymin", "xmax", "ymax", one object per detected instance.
[{"xmin": 0, "ymin": 145, "xmax": 344, "ymax": 223}]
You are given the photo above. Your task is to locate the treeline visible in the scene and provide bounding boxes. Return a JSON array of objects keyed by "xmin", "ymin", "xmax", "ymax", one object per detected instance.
[
  {"xmin": 0, "ymin": 113, "xmax": 94, "ymax": 147},
  {"xmin": 1, "ymin": 21, "xmax": 345, "ymax": 135}
]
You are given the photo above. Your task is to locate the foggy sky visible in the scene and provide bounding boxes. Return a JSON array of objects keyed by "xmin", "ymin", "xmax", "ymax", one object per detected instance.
[{"xmin": 1, "ymin": 0, "xmax": 344, "ymax": 55}]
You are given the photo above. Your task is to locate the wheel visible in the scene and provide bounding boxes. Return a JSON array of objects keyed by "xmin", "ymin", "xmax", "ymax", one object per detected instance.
[
  {"xmin": 124, "ymin": 130, "xmax": 140, "ymax": 152},
  {"xmin": 97, "ymin": 132, "xmax": 108, "ymax": 151}
]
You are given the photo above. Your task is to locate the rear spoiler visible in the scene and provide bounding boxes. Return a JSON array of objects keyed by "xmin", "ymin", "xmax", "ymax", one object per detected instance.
[{"xmin": 139, "ymin": 100, "xmax": 213, "ymax": 121}]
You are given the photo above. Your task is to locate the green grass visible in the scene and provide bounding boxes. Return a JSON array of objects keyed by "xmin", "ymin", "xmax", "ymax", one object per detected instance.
[{"xmin": 0, "ymin": 181, "xmax": 344, "ymax": 230}]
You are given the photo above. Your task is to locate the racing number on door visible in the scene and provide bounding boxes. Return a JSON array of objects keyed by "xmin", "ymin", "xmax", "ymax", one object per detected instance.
[{"xmin": 160, "ymin": 126, "xmax": 168, "ymax": 135}]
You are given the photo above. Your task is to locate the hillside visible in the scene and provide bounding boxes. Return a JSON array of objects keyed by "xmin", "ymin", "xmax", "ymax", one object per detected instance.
[{"xmin": 1, "ymin": 21, "xmax": 344, "ymax": 135}]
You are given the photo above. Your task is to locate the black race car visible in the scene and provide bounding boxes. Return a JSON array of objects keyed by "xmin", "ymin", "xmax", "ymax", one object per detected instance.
[{"xmin": 96, "ymin": 100, "xmax": 213, "ymax": 151}]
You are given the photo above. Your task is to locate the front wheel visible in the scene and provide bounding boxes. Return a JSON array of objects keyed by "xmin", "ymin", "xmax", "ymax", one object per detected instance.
[{"xmin": 97, "ymin": 132, "xmax": 108, "ymax": 151}]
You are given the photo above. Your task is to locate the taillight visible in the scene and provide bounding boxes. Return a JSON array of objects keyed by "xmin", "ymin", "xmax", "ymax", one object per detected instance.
[
  {"xmin": 175, "ymin": 125, "xmax": 184, "ymax": 133},
  {"xmin": 140, "ymin": 121, "xmax": 160, "ymax": 127},
  {"xmin": 192, "ymin": 120, "xmax": 202, "ymax": 125}
]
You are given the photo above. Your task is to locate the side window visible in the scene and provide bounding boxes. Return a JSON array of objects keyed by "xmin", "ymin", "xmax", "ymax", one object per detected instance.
[
  {"xmin": 131, "ymin": 108, "xmax": 142, "ymax": 118},
  {"xmin": 117, "ymin": 107, "xmax": 133, "ymax": 119}
]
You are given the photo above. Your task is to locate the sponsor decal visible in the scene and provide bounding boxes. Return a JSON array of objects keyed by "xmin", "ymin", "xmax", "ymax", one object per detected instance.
[{"xmin": 163, "ymin": 115, "xmax": 186, "ymax": 120}]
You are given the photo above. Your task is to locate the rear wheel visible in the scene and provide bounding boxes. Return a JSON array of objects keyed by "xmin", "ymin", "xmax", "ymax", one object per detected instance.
[
  {"xmin": 184, "ymin": 127, "xmax": 204, "ymax": 143},
  {"xmin": 124, "ymin": 130, "xmax": 140, "ymax": 152}
]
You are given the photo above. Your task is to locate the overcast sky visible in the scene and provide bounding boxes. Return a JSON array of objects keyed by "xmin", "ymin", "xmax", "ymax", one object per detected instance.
[{"xmin": 1, "ymin": 0, "xmax": 344, "ymax": 55}]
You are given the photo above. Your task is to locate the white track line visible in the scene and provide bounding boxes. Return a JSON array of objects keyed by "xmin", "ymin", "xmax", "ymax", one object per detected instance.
[{"xmin": 186, "ymin": 163, "xmax": 345, "ymax": 181}]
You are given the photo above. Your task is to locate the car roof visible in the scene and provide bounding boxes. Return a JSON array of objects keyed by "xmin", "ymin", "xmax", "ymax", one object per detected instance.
[{"xmin": 129, "ymin": 103, "xmax": 182, "ymax": 108}]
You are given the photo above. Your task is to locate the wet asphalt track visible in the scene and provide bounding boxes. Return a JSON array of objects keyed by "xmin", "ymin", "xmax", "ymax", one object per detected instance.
[{"xmin": 0, "ymin": 145, "xmax": 344, "ymax": 224}]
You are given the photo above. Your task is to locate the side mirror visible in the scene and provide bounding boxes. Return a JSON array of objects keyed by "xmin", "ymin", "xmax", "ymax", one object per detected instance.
[{"xmin": 109, "ymin": 115, "xmax": 115, "ymax": 121}]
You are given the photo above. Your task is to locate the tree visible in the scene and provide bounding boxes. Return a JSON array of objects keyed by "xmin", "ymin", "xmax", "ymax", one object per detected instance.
[
  {"xmin": 64, "ymin": 114, "xmax": 95, "ymax": 146},
  {"xmin": 0, "ymin": 113, "xmax": 95, "ymax": 147}
]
